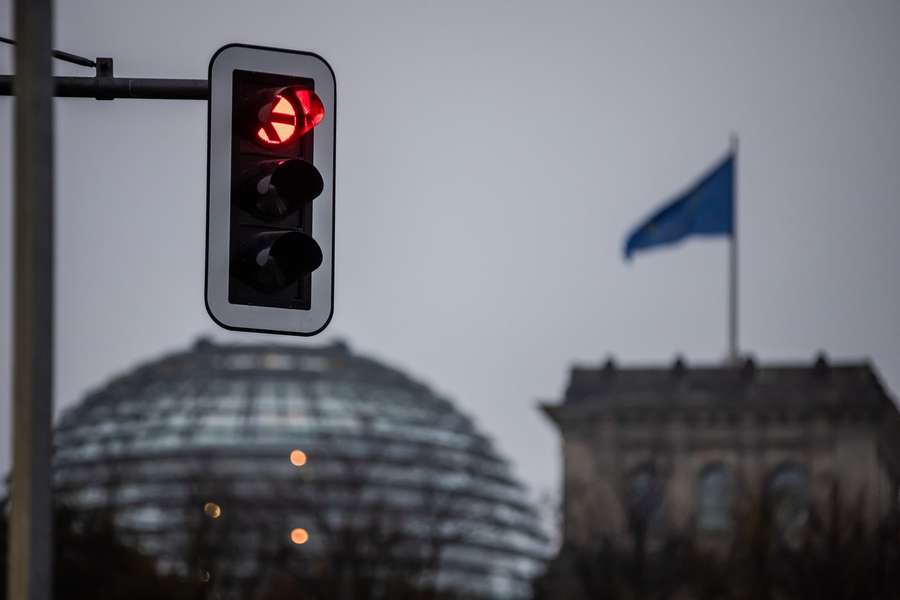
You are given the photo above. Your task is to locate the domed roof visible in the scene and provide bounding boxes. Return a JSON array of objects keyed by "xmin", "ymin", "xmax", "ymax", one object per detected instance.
[{"xmin": 54, "ymin": 338, "xmax": 547, "ymax": 599}]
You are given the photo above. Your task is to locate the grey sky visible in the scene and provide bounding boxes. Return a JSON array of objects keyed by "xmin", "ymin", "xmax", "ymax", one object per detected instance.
[{"xmin": 2, "ymin": 0, "xmax": 899, "ymax": 504}]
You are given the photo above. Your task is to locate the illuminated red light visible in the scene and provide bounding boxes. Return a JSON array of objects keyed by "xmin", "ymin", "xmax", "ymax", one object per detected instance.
[
  {"xmin": 292, "ymin": 89, "xmax": 325, "ymax": 137},
  {"xmin": 255, "ymin": 89, "xmax": 326, "ymax": 147},
  {"xmin": 257, "ymin": 95, "xmax": 298, "ymax": 146}
]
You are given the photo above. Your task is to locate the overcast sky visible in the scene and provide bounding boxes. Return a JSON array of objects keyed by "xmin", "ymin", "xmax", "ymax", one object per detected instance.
[{"xmin": 1, "ymin": 0, "xmax": 899, "ymax": 506}]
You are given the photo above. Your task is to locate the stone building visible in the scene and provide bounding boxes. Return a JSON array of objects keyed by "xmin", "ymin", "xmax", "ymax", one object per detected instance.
[{"xmin": 542, "ymin": 354, "xmax": 900, "ymax": 551}]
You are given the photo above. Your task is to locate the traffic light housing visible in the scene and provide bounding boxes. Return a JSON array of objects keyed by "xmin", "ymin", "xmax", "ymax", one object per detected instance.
[{"xmin": 206, "ymin": 44, "xmax": 335, "ymax": 335}]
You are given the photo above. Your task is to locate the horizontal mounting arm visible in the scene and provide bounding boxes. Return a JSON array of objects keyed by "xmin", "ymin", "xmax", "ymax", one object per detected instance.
[{"xmin": 0, "ymin": 75, "xmax": 208, "ymax": 100}]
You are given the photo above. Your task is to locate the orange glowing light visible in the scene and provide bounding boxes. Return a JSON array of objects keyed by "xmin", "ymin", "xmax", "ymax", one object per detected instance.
[
  {"xmin": 290, "ymin": 528, "xmax": 309, "ymax": 545},
  {"xmin": 257, "ymin": 94, "xmax": 298, "ymax": 146},
  {"xmin": 290, "ymin": 449, "xmax": 307, "ymax": 467}
]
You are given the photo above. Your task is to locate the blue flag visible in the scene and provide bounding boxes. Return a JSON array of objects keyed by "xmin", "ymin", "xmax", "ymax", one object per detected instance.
[{"xmin": 624, "ymin": 154, "xmax": 734, "ymax": 260}]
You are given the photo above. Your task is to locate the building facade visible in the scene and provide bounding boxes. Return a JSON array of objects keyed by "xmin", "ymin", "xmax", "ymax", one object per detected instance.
[{"xmin": 542, "ymin": 355, "xmax": 900, "ymax": 551}]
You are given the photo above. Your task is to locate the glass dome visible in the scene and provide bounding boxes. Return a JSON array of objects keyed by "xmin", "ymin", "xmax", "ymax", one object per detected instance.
[{"xmin": 54, "ymin": 338, "xmax": 547, "ymax": 599}]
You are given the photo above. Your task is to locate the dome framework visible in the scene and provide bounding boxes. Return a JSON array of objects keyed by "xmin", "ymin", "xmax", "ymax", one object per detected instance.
[{"xmin": 54, "ymin": 339, "xmax": 547, "ymax": 599}]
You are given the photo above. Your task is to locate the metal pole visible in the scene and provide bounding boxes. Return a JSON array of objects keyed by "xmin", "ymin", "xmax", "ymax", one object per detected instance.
[
  {"xmin": 728, "ymin": 134, "xmax": 739, "ymax": 364},
  {"xmin": 0, "ymin": 75, "xmax": 209, "ymax": 99},
  {"xmin": 9, "ymin": 0, "xmax": 54, "ymax": 598}
]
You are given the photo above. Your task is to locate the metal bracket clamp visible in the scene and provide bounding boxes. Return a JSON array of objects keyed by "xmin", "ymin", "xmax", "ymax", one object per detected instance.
[{"xmin": 94, "ymin": 57, "xmax": 114, "ymax": 100}]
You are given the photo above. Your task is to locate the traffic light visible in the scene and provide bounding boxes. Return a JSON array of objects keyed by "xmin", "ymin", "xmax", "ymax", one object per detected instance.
[{"xmin": 206, "ymin": 44, "xmax": 335, "ymax": 335}]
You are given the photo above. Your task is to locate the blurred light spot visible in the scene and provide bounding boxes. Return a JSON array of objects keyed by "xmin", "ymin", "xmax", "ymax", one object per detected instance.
[
  {"xmin": 290, "ymin": 449, "xmax": 307, "ymax": 467},
  {"xmin": 203, "ymin": 502, "xmax": 222, "ymax": 519},
  {"xmin": 198, "ymin": 569, "xmax": 211, "ymax": 583},
  {"xmin": 290, "ymin": 528, "xmax": 309, "ymax": 545}
]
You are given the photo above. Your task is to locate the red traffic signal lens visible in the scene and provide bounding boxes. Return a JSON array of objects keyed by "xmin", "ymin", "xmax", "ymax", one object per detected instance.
[
  {"xmin": 292, "ymin": 89, "xmax": 325, "ymax": 137},
  {"xmin": 254, "ymin": 89, "xmax": 325, "ymax": 147},
  {"xmin": 256, "ymin": 94, "xmax": 298, "ymax": 146}
]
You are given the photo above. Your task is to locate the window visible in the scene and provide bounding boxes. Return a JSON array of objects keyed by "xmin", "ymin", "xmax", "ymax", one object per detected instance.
[
  {"xmin": 698, "ymin": 464, "xmax": 735, "ymax": 533},
  {"xmin": 262, "ymin": 353, "xmax": 293, "ymax": 370},
  {"xmin": 298, "ymin": 356, "xmax": 329, "ymax": 372},
  {"xmin": 226, "ymin": 353, "xmax": 257, "ymax": 369},
  {"xmin": 768, "ymin": 463, "xmax": 809, "ymax": 536},
  {"xmin": 626, "ymin": 463, "xmax": 665, "ymax": 533}
]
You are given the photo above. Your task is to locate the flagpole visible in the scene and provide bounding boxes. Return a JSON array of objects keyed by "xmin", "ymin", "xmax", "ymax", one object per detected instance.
[{"xmin": 729, "ymin": 134, "xmax": 739, "ymax": 363}]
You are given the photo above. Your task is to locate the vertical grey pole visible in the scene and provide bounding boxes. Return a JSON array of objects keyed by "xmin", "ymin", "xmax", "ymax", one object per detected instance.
[
  {"xmin": 9, "ymin": 0, "xmax": 54, "ymax": 598},
  {"xmin": 728, "ymin": 134, "xmax": 739, "ymax": 364}
]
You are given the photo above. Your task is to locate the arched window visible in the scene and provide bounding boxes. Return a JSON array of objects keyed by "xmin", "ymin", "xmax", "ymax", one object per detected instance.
[
  {"xmin": 697, "ymin": 464, "xmax": 735, "ymax": 533},
  {"xmin": 626, "ymin": 464, "xmax": 665, "ymax": 533},
  {"xmin": 767, "ymin": 463, "xmax": 809, "ymax": 535}
]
